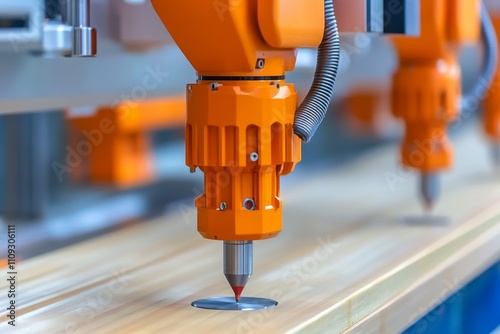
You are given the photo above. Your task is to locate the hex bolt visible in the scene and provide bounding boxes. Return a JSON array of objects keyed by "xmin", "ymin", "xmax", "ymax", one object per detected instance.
[
  {"xmin": 219, "ymin": 202, "xmax": 228, "ymax": 211},
  {"xmin": 210, "ymin": 82, "xmax": 220, "ymax": 91}
]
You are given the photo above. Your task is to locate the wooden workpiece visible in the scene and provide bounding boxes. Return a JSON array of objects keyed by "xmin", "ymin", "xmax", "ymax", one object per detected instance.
[{"xmin": 1, "ymin": 125, "xmax": 499, "ymax": 333}]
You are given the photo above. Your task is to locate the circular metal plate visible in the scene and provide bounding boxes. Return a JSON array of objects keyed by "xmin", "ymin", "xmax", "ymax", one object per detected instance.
[
  {"xmin": 192, "ymin": 297, "xmax": 278, "ymax": 311},
  {"xmin": 400, "ymin": 214, "xmax": 451, "ymax": 226}
]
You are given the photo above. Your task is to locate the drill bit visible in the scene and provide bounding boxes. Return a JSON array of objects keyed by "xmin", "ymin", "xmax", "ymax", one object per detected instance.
[
  {"xmin": 223, "ymin": 241, "xmax": 252, "ymax": 303},
  {"xmin": 420, "ymin": 172, "xmax": 440, "ymax": 214}
]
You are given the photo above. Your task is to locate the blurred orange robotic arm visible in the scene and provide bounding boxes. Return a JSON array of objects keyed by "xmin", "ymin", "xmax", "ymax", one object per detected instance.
[
  {"xmin": 484, "ymin": 7, "xmax": 500, "ymax": 165},
  {"xmin": 391, "ymin": 0, "xmax": 481, "ymax": 210}
]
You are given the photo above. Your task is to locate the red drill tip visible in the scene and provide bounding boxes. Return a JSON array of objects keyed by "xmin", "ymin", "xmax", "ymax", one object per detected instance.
[
  {"xmin": 424, "ymin": 202, "xmax": 435, "ymax": 216},
  {"xmin": 231, "ymin": 286, "xmax": 244, "ymax": 303}
]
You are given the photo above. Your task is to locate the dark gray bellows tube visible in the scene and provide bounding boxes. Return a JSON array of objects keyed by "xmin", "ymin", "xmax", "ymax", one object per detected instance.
[
  {"xmin": 293, "ymin": 0, "xmax": 340, "ymax": 143},
  {"xmin": 462, "ymin": 2, "xmax": 498, "ymax": 111}
]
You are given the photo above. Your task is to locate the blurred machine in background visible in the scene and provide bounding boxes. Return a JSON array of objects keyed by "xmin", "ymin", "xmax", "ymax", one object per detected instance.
[
  {"xmin": 68, "ymin": 98, "xmax": 185, "ymax": 187},
  {"xmin": 0, "ymin": 0, "xmax": 195, "ymax": 255},
  {"xmin": 391, "ymin": 0, "xmax": 482, "ymax": 211},
  {"xmin": 485, "ymin": 2, "xmax": 500, "ymax": 165},
  {"xmin": 0, "ymin": 0, "xmax": 494, "ymax": 254}
]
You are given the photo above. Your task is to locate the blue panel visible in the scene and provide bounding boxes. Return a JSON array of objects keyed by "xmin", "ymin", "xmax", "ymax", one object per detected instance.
[
  {"xmin": 403, "ymin": 294, "xmax": 462, "ymax": 334},
  {"xmin": 462, "ymin": 263, "xmax": 500, "ymax": 334},
  {"xmin": 403, "ymin": 261, "xmax": 500, "ymax": 334}
]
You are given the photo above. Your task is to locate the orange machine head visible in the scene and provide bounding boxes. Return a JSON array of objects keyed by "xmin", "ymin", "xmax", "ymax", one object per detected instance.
[
  {"xmin": 151, "ymin": 0, "xmax": 324, "ymax": 77},
  {"xmin": 391, "ymin": 0, "xmax": 481, "ymax": 172},
  {"xmin": 151, "ymin": 0, "xmax": 324, "ymax": 241}
]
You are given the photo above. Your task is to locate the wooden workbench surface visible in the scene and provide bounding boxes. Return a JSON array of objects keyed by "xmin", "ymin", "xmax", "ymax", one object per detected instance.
[{"xmin": 1, "ymin": 125, "xmax": 500, "ymax": 334}]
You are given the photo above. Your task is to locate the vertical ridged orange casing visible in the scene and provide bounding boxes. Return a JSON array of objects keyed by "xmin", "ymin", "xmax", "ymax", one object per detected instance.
[
  {"xmin": 391, "ymin": 0, "xmax": 480, "ymax": 172},
  {"xmin": 392, "ymin": 57, "xmax": 460, "ymax": 171},
  {"xmin": 150, "ymin": 0, "xmax": 320, "ymax": 241},
  {"xmin": 485, "ymin": 15, "xmax": 500, "ymax": 140},
  {"xmin": 187, "ymin": 81, "xmax": 300, "ymax": 240}
]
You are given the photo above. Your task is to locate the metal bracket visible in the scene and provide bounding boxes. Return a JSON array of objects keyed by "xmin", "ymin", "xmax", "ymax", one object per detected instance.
[{"xmin": 335, "ymin": 0, "xmax": 420, "ymax": 36}]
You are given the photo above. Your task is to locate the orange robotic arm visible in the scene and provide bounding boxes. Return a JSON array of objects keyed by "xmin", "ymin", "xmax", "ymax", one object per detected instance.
[
  {"xmin": 391, "ymin": 0, "xmax": 481, "ymax": 211},
  {"xmin": 151, "ymin": 0, "xmax": 340, "ymax": 304}
]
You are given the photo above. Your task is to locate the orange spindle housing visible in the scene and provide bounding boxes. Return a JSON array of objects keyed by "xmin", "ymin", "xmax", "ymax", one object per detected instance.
[
  {"xmin": 391, "ymin": 0, "xmax": 481, "ymax": 171},
  {"xmin": 152, "ymin": 0, "xmax": 322, "ymax": 241},
  {"xmin": 187, "ymin": 80, "xmax": 300, "ymax": 240}
]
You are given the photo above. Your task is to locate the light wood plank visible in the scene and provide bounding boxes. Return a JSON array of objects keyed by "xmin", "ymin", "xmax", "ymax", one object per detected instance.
[{"xmin": 1, "ymin": 124, "xmax": 499, "ymax": 334}]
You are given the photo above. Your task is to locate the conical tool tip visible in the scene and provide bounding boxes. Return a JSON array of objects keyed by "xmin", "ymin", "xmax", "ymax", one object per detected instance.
[
  {"xmin": 231, "ymin": 286, "xmax": 244, "ymax": 303},
  {"xmin": 423, "ymin": 200, "xmax": 435, "ymax": 216},
  {"xmin": 420, "ymin": 173, "xmax": 440, "ymax": 215},
  {"xmin": 224, "ymin": 241, "xmax": 253, "ymax": 304}
]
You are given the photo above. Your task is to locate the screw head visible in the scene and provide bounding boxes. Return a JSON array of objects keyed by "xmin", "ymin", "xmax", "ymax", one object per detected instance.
[
  {"xmin": 256, "ymin": 58, "xmax": 265, "ymax": 69},
  {"xmin": 209, "ymin": 82, "xmax": 219, "ymax": 91},
  {"xmin": 243, "ymin": 198, "xmax": 256, "ymax": 211},
  {"xmin": 219, "ymin": 202, "xmax": 228, "ymax": 211},
  {"xmin": 250, "ymin": 152, "xmax": 259, "ymax": 162},
  {"xmin": 190, "ymin": 168, "xmax": 196, "ymax": 173}
]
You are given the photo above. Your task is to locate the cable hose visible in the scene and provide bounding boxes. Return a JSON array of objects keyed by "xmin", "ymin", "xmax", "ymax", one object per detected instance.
[
  {"xmin": 293, "ymin": 0, "xmax": 340, "ymax": 143},
  {"xmin": 461, "ymin": 2, "xmax": 498, "ymax": 113}
]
